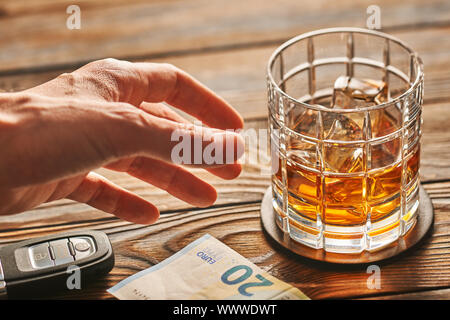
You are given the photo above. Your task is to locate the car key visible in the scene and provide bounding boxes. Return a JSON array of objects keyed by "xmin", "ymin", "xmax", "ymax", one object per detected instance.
[{"xmin": 0, "ymin": 230, "xmax": 114, "ymax": 299}]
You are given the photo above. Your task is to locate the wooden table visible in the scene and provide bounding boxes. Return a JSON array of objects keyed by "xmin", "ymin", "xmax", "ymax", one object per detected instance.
[{"xmin": 0, "ymin": 0, "xmax": 449, "ymax": 300}]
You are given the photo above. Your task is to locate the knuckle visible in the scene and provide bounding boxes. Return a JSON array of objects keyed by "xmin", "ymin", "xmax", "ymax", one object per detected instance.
[
  {"xmin": 102, "ymin": 103, "xmax": 147, "ymax": 158},
  {"xmin": 107, "ymin": 102, "xmax": 146, "ymax": 131},
  {"xmin": 56, "ymin": 72, "xmax": 77, "ymax": 86},
  {"xmin": 87, "ymin": 180, "xmax": 108, "ymax": 205},
  {"xmin": 9, "ymin": 92, "xmax": 33, "ymax": 105},
  {"xmin": 0, "ymin": 92, "xmax": 35, "ymax": 109},
  {"xmin": 89, "ymin": 57, "xmax": 121, "ymax": 70},
  {"xmin": 160, "ymin": 63, "xmax": 180, "ymax": 85},
  {"xmin": 101, "ymin": 57, "xmax": 120, "ymax": 64},
  {"xmin": 160, "ymin": 62, "xmax": 178, "ymax": 73},
  {"xmin": 165, "ymin": 166, "xmax": 181, "ymax": 191},
  {"xmin": 84, "ymin": 58, "xmax": 139, "ymax": 102},
  {"xmin": 110, "ymin": 102, "xmax": 140, "ymax": 120},
  {"xmin": 89, "ymin": 58, "xmax": 133, "ymax": 76},
  {"xmin": 159, "ymin": 63, "xmax": 180, "ymax": 102},
  {"xmin": 161, "ymin": 108, "xmax": 180, "ymax": 121},
  {"xmin": 128, "ymin": 156, "xmax": 145, "ymax": 174},
  {"xmin": 55, "ymin": 72, "xmax": 79, "ymax": 96}
]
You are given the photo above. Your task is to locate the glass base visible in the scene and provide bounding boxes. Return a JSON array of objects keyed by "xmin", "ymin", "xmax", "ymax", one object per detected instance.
[{"xmin": 273, "ymin": 192, "xmax": 420, "ymax": 254}]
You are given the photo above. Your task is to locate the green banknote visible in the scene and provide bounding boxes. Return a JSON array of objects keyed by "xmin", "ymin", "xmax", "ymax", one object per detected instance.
[{"xmin": 108, "ymin": 234, "xmax": 309, "ymax": 300}]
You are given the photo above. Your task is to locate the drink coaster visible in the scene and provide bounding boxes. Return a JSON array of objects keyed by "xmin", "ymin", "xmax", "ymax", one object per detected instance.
[{"xmin": 260, "ymin": 184, "xmax": 434, "ymax": 264}]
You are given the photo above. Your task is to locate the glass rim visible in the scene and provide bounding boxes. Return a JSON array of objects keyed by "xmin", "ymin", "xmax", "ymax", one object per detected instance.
[{"xmin": 267, "ymin": 27, "xmax": 424, "ymax": 113}]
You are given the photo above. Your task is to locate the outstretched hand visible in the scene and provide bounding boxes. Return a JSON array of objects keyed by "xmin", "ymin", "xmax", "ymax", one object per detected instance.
[{"xmin": 0, "ymin": 59, "xmax": 244, "ymax": 224}]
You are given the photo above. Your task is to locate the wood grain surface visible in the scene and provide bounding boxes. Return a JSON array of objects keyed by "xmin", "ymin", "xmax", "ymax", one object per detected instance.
[{"xmin": 0, "ymin": 0, "xmax": 449, "ymax": 299}]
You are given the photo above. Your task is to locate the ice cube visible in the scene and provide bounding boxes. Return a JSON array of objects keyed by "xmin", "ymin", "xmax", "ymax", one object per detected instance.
[
  {"xmin": 288, "ymin": 140, "xmax": 317, "ymax": 168},
  {"xmin": 325, "ymin": 114, "xmax": 363, "ymax": 141},
  {"xmin": 324, "ymin": 114, "xmax": 364, "ymax": 173},
  {"xmin": 332, "ymin": 76, "xmax": 389, "ymax": 109},
  {"xmin": 290, "ymin": 108, "xmax": 319, "ymax": 137},
  {"xmin": 324, "ymin": 145, "xmax": 363, "ymax": 173}
]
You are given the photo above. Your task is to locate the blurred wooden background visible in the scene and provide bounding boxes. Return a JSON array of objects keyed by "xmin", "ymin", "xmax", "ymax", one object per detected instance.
[{"xmin": 0, "ymin": 0, "xmax": 449, "ymax": 299}]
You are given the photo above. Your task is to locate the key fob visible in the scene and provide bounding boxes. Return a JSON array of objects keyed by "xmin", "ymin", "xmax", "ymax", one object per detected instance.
[{"xmin": 0, "ymin": 230, "xmax": 114, "ymax": 299}]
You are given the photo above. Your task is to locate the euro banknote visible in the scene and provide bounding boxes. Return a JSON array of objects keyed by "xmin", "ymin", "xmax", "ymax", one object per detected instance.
[{"xmin": 107, "ymin": 234, "xmax": 309, "ymax": 300}]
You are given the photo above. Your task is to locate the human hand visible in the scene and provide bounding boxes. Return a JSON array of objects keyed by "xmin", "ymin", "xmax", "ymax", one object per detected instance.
[{"xmin": 0, "ymin": 59, "xmax": 244, "ymax": 224}]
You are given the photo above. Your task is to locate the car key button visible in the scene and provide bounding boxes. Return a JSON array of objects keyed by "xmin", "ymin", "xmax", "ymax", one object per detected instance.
[
  {"xmin": 28, "ymin": 242, "xmax": 54, "ymax": 269},
  {"xmin": 75, "ymin": 242, "xmax": 90, "ymax": 252},
  {"xmin": 70, "ymin": 237, "xmax": 96, "ymax": 261},
  {"xmin": 49, "ymin": 239, "xmax": 74, "ymax": 266}
]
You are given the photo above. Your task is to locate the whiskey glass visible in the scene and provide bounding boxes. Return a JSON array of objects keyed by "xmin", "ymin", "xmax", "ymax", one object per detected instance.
[{"xmin": 267, "ymin": 28, "xmax": 424, "ymax": 253}]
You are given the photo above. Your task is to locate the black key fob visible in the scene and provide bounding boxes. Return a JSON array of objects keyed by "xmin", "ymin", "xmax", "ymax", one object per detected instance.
[{"xmin": 0, "ymin": 230, "xmax": 114, "ymax": 299}]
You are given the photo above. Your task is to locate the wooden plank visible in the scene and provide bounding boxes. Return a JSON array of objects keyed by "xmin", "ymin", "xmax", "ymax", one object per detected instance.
[
  {"xmin": 0, "ymin": 0, "xmax": 449, "ymax": 72},
  {"xmin": 0, "ymin": 0, "xmax": 149, "ymax": 16}
]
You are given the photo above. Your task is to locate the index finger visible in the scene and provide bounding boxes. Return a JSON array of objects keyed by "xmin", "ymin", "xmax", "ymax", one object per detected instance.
[
  {"xmin": 85, "ymin": 59, "xmax": 244, "ymax": 130},
  {"xmin": 136, "ymin": 62, "xmax": 244, "ymax": 130}
]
